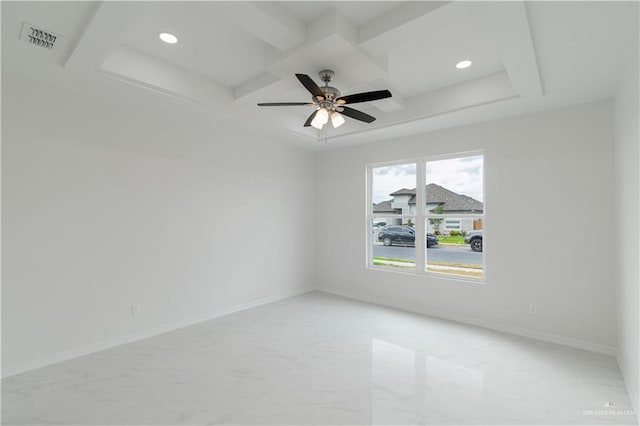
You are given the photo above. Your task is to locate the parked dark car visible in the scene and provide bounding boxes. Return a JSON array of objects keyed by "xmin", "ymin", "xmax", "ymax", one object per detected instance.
[
  {"xmin": 426, "ymin": 233, "xmax": 438, "ymax": 248},
  {"xmin": 378, "ymin": 225, "xmax": 438, "ymax": 248},
  {"xmin": 464, "ymin": 230, "xmax": 483, "ymax": 252}
]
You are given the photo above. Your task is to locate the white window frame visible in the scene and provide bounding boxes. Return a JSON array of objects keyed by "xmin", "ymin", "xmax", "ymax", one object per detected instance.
[{"xmin": 366, "ymin": 151, "xmax": 486, "ymax": 283}]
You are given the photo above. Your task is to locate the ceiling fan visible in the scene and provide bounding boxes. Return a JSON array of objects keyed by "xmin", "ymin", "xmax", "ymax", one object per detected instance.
[{"xmin": 257, "ymin": 70, "xmax": 392, "ymax": 130}]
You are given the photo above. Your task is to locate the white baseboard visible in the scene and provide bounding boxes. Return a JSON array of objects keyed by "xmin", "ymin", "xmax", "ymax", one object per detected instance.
[
  {"xmin": 617, "ymin": 355, "xmax": 639, "ymax": 420},
  {"xmin": 317, "ymin": 287, "xmax": 618, "ymax": 356},
  {"xmin": 2, "ymin": 287, "xmax": 314, "ymax": 379}
]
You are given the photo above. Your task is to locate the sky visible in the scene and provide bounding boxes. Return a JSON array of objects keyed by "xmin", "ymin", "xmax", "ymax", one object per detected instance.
[{"xmin": 372, "ymin": 155, "xmax": 484, "ymax": 204}]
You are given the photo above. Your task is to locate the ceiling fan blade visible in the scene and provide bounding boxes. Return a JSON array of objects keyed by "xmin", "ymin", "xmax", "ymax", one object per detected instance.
[
  {"xmin": 257, "ymin": 102, "xmax": 313, "ymax": 106},
  {"xmin": 336, "ymin": 89, "xmax": 392, "ymax": 105},
  {"xmin": 303, "ymin": 110, "xmax": 319, "ymax": 127},
  {"xmin": 340, "ymin": 106, "xmax": 376, "ymax": 123},
  {"xmin": 296, "ymin": 74, "xmax": 325, "ymax": 99}
]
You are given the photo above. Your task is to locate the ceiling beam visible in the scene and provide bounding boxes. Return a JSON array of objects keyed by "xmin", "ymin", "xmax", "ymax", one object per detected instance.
[
  {"xmin": 233, "ymin": 72, "xmax": 283, "ymax": 100},
  {"xmin": 358, "ymin": 2, "xmax": 450, "ymax": 55},
  {"xmin": 261, "ymin": 9, "xmax": 387, "ymax": 96},
  {"xmin": 203, "ymin": 2, "xmax": 305, "ymax": 52},
  {"xmin": 401, "ymin": 71, "xmax": 517, "ymax": 116},
  {"xmin": 485, "ymin": 1, "xmax": 543, "ymax": 99},
  {"xmin": 101, "ymin": 45, "xmax": 233, "ymax": 107},
  {"xmin": 325, "ymin": 71, "xmax": 519, "ymax": 145},
  {"xmin": 64, "ymin": 1, "xmax": 147, "ymax": 70},
  {"xmin": 307, "ymin": 8, "xmax": 357, "ymax": 47}
]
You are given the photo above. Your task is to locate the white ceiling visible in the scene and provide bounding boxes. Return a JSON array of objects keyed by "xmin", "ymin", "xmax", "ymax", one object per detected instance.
[{"xmin": 2, "ymin": 1, "xmax": 638, "ymax": 149}]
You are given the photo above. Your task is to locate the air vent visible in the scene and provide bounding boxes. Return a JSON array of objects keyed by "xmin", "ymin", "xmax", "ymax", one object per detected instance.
[{"xmin": 20, "ymin": 22, "xmax": 61, "ymax": 50}]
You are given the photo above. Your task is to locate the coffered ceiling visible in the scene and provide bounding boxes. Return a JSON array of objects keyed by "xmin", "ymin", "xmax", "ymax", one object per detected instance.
[{"xmin": 2, "ymin": 1, "xmax": 637, "ymax": 147}]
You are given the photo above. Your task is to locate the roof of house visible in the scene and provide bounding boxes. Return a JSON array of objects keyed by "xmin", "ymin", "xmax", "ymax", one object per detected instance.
[
  {"xmin": 389, "ymin": 188, "xmax": 415, "ymax": 196},
  {"xmin": 372, "ymin": 199, "xmax": 396, "ymax": 213},
  {"xmin": 373, "ymin": 183, "xmax": 483, "ymax": 213}
]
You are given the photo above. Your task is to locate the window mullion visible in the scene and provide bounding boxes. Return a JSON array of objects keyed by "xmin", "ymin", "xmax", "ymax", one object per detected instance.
[{"xmin": 415, "ymin": 161, "xmax": 425, "ymax": 273}]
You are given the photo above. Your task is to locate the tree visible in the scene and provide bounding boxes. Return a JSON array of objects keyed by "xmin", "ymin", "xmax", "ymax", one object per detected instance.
[{"xmin": 428, "ymin": 205, "xmax": 444, "ymax": 235}]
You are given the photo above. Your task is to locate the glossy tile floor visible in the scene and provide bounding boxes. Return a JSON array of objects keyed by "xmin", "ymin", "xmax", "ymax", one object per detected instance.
[{"xmin": 2, "ymin": 291, "xmax": 636, "ymax": 425}]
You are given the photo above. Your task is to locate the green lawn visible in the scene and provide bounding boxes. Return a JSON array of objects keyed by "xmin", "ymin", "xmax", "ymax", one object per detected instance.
[
  {"xmin": 373, "ymin": 256, "xmax": 415, "ymax": 263},
  {"xmin": 435, "ymin": 235, "xmax": 466, "ymax": 244},
  {"xmin": 372, "ymin": 257, "xmax": 483, "ymax": 278}
]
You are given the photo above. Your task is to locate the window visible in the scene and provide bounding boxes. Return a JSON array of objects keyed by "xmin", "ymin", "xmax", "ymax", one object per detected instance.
[
  {"xmin": 368, "ymin": 153, "xmax": 484, "ymax": 281},
  {"xmin": 444, "ymin": 219, "xmax": 461, "ymax": 231}
]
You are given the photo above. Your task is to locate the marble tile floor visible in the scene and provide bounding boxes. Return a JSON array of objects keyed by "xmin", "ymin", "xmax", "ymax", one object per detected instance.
[{"xmin": 2, "ymin": 291, "xmax": 636, "ymax": 425}]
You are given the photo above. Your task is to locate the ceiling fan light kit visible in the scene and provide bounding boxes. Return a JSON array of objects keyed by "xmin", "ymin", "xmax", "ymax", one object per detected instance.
[{"xmin": 257, "ymin": 70, "xmax": 392, "ymax": 130}]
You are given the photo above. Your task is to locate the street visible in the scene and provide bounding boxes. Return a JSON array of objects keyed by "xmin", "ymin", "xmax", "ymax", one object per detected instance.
[{"xmin": 372, "ymin": 243, "xmax": 482, "ymax": 265}]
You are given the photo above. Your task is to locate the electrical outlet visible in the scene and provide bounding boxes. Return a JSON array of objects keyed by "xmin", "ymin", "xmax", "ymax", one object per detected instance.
[
  {"xmin": 529, "ymin": 304, "xmax": 537, "ymax": 314},
  {"xmin": 131, "ymin": 305, "xmax": 141, "ymax": 316}
]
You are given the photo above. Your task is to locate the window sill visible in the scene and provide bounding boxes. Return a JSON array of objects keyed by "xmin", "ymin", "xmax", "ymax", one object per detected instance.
[{"xmin": 366, "ymin": 265, "xmax": 486, "ymax": 285}]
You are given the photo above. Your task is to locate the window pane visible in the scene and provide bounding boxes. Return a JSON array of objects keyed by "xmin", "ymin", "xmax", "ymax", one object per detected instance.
[
  {"xmin": 372, "ymin": 163, "xmax": 417, "ymax": 215},
  {"xmin": 372, "ymin": 218, "xmax": 416, "ymax": 270},
  {"xmin": 425, "ymin": 220, "xmax": 483, "ymax": 279},
  {"xmin": 424, "ymin": 155, "xmax": 484, "ymax": 279}
]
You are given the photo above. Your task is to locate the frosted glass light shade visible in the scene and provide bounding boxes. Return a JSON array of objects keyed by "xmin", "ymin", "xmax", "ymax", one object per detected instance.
[
  {"xmin": 311, "ymin": 110, "xmax": 324, "ymax": 129},
  {"xmin": 316, "ymin": 108, "xmax": 329, "ymax": 124},
  {"xmin": 330, "ymin": 111, "xmax": 345, "ymax": 128}
]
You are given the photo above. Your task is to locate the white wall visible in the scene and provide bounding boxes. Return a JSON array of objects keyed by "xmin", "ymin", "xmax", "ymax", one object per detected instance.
[
  {"xmin": 316, "ymin": 100, "xmax": 616, "ymax": 351},
  {"xmin": 613, "ymin": 32, "xmax": 639, "ymax": 412},
  {"xmin": 1, "ymin": 72, "xmax": 316, "ymax": 375}
]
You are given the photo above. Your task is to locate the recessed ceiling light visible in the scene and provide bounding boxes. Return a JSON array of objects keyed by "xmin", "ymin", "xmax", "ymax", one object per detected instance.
[
  {"xmin": 159, "ymin": 32, "xmax": 178, "ymax": 44},
  {"xmin": 456, "ymin": 60, "xmax": 472, "ymax": 69}
]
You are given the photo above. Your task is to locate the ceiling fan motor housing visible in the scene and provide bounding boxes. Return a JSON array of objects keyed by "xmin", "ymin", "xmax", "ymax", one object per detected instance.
[
  {"xmin": 319, "ymin": 86, "xmax": 340, "ymax": 101},
  {"xmin": 316, "ymin": 70, "xmax": 340, "ymax": 102}
]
